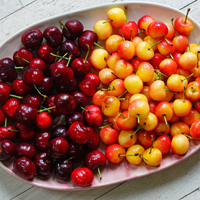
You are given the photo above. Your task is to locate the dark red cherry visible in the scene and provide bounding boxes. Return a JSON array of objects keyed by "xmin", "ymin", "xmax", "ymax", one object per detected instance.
[
  {"xmin": 23, "ymin": 94, "xmax": 42, "ymax": 109},
  {"xmin": 23, "ymin": 68, "xmax": 44, "ymax": 86},
  {"xmin": 29, "ymin": 58, "xmax": 47, "ymax": 73},
  {"xmin": 65, "ymin": 111, "xmax": 84, "ymax": 127},
  {"xmin": 52, "ymin": 125, "xmax": 69, "ymax": 140},
  {"xmin": 43, "ymin": 26, "xmax": 63, "ymax": 48},
  {"xmin": 62, "ymin": 19, "xmax": 83, "ymax": 40},
  {"xmin": 84, "ymin": 73, "xmax": 101, "ymax": 87},
  {"xmin": 78, "ymin": 30, "xmax": 98, "ymax": 51},
  {"xmin": 47, "ymin": 137, "xmax": 69, "ymax": 159},
  {"xmin": 34, "ymin": 131, "xmax": 51, "ymax": 152},
  {"xmin": 79, "ymin": 80, "xmax": 96, "ymax": 97},
  {"xmin": 13, "ymin": 47, "xmax": 35, "ymax": 67},
  {"xmin": 0, "ymin": 82, "xmax": 12, "ymax": 102},
  {"xmin": 85, "ymin": 127, "xmax": 100, "ymax": 151},
  {"xmin": 12, "ymin": 79, "xmax": 33, "ymax": 96},
  {"xmin": 0, "ymin": 58, "xmax": 18, "ymax": 82},
  {"xmin": 37, "ymin": 77, "xmax": 54, "ymax": 95},
  {"xmin": 0, "ymin": 109, "xmax": 5, "ymax": 127},
  {"xmin": 0, "ymin": 140, "xmax": 16, "ymax": 161},
  {"xmin": 15, "ymin": 104, "xmax": 37, "ymax": 125},
  {"xmin": 16, "ymin": 122, "xmax": 35, "ymax": 141},
  {"xmin": 59, "ymin": 40, "xmax": 80, "ymax": 60},
  {"xmin": 51, "ymin": 62, "xmax": 74, "ymax": 85},
  {"xmin": 54, "ymin": 93, "xmax": 76, "ymax": 115},
  {"xmin": 71, "ymin": 91, "xmax": 87, "ymax": 111},
  {"xmin": 37, "ymin": 44, "xmax": 56, "ymax": 64},
  {"xmin": 68, "ymin": 143, "xmax": 86, "ymax": 162},
  {"xmin": 21, "ymin": 29, "xmax": 43, "ymax": 50},
  {"xmin": 54, "ymin": 158, "xmax": 74, "ymax": 181},
  {"xmin": 13, "ymin": 157, "xmax": 36, "ymax": 179},
  {"xmin": 44, "ymin": 95, "xmax": 60, "ymax": 117},
  {"xmin": 36, "ymin": 112, "xmax": 53, "ymax": 130},
  {"xmin": 15, "ymin": 142, "xmax": 36, "ymax": 160},
  {"xmin": 34, "ymin": 152, "xmax": 53, "ymax": 176},
  {"xmin": 2, "ymin": 98, "xmax": 21, "ymax": 121}
]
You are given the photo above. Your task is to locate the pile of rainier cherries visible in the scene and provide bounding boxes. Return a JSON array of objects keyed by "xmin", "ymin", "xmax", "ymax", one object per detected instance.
[{"xmin": 0, "ymin": 6, "xmax": 200, "ymax": 187}]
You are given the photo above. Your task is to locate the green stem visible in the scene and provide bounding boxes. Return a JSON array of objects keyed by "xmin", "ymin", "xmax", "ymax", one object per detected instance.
[
  {"xmin": 94, "ymin": 42, "xmax": 103, "ymax": 49},
  {"xmin": 97, "ymin": 166, "xmax": 102, "ymax": 180},
  {"xmin": 183, "ymin": 87, "xmax": 185, "ymax": 102},
  {"xmin": 137, "ymin": 114, "xmax": 140, "ymax": 124},
  {"xmin": 9, "ymin": 94, "xmax": 23, "ymax": 99},
  {"xmin": 157, "ymin": 72, "xmax": 169, "ymax": 78},
  {"xmin": 103, "ymin": 19, "xmax": 113, "ymax": 24},
  {"xmin": 136, "ymin": 29, "xmax": 145, "ymax": 36},
  {"xmin": 184, "ymin": 8, "xmax": 190, "ymax": 24},
  {"xmin": 4, "ymin": 118, "xmax": 7, "ymax": 128},
  {"xmin": 33, "ymin": 84, "xmax": 47, "ymax": 99},
  {"xmin": 118, "ymin": 90, "xmax": 128, "ymax": 98},
  {"xmin": 163, "ymin": 37, "xmax": 173, "ymax": 46},
  {"xmin": 59, "ymin": 20, "xmax": 70, "ymax": 32},
  {"xmin": 181, "ymin": 73, "xmax": 194, "ymax": 82},
  {"xmin": 163, "ymin": 115, "xmax": 168, "ymax": 127},
  {"xmin": 164, "ymin": 88, "xmax": 178, "ymax": 94},
  {"xmin": 99, "ymin": 123, "xmax": 112, "ymax": 129},
  {"xmin": 148, "ymin": 40, "xmax": 162, "ymax": 50},
  {"xmin": 119, "ymin": 112, "xmax": 126, "ymax": 118},
  {"xmin": 15, "ymin": 56, "xmax": 30, "ymax": 63},
  {"xmin": 80, "ymin": 106, "xmax": 89, "ymax": 112},
  {"xmin": 84, "ymin": 45, "xmax": 90, "ymax": 63},
  {"xmin": 38, "ymin": 106, "xmax": 56, "ymax": 113},
  {"xmin": 171, "ymin": 18, "xmax": 179, "ymax": 36},
  {"xmin": 130, "ymin": 123, "xmax": 145, "ymax": 139},
  {"xmin": 15, "ymin": 67, "xmax": 24, "ymax": 69},
  {"xmin": 149, "ymin": 135, "xmax": 154, "ymax": 154}
]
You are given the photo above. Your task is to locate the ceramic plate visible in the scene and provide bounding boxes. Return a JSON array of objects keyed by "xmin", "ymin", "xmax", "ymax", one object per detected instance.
[{"xmin": 0, "ymin": 1, "xmax": 200, "ymax": 191}]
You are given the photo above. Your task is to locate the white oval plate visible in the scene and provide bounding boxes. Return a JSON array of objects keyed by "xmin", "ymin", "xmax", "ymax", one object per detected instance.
[{"xmin": 0, "ymin": 1, "xmax": 200, "ymax": 191}]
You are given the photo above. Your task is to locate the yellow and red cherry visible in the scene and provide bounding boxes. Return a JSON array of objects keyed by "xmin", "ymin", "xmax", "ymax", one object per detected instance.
[
  {"xmin": 138, "ymin": 130, "xmax": 155, "ymax": 147},
  {"xmin": 147, "ymin": 21, "xmax": 168, "ymax": 39},
  {"xmin": 132, "ymin": 36, "xmax": 143, "ymax": 47},
  {"xmin": 100, "ymin": 126, "xmax": 119, "ymax": 145},
  {"xmin": 173, "ymin": 52, "xmax": 182, "ymax": 68},
  {"xmin": 107, "ymin": 8, "xmax": 126, "ymax": 28},
  {"xmin": 173, "ymin": 99, "xmax": 192, "ymax": 117},
  {"xmin": 190, "ymin": 120, "xmax": 200, "ymax": 140},
  {"xmin": 173, "ymin": 35, "xmax": 189, "ymax": 53},
  {"xmin": 185, "ymin": 81, "xmax": 200, "ymax": 101},
  {"xmin": 165, "ymin": 23, "xmax": 176, "ymax": 40},
  {"xmin": 113, "ymin": 59, "xmax": 134, "ymax": 79},
  {"xmin": 153, "ymin": 135, "xmax": 171, "ymax": 154},
  {"xmin": 93, "ymin": 20, "xmax": 112, "ymax": 40},
  {"xmin": 131, "ymin": 58, "xmax": 143, "ymax": 70},
  {"xmin": 171, "ymin": 134, "xmax": 189, "ymax": 155},
  {"xmin": 107, "ymin": 113, "xmax": 121, "ymax": 131},
  {"xmin": 105, "ymin": 144, "xmax": 126, "ymax": 164},
  {"xmin": 108, "ymin": 79, "xmax": 126, "ymax": 97},
  {"xmin": 159, "ymin": 58, "xmax": 177, "ymax": 77},
  {"xmin": 129, "ymin": 93, "xmax": 148, "ymax": 104},
  {"xmin": 102, "ymin": 96, "xmax": 120, "ymax": 117},
  {"xmin": 118, "ymin": 40, "xmax": 135, "ymax": 60},
  {"xmin": 98, "ymin": 68, "xmax": 116, "ymax": 85},
  {"xmin": 137, "ymin": 15, "xmax": 156, "ymax": 35},
  {"xmin": 135, "ymin": 41, "xmax": 154, "ymax": 61},
  {"xmin": 179, "ymin": 52, "xmax": 197, "ymax": 70},
  {"xmin": 143, "ymin": 147, "xmax": 162, "ymax": 166},
  {"xmin": 90, "ymin": 49, "xmax": 109, "ymax": 69},
  {"xmin": 149, "ymin": 52, "xmax": 166, "ymax": 69},
  {"xmin": 157, "ymin": 38, "xmax": 176, "ymax": 56},
  {"xmin": 170, "ymin": 121, "xmax": 190, "ymax": 137},
  {"xmin": 190, "ymin": 62, "xmax": 200, "ymax": 78},
  {"xmin": 125, "ymin": 144, "xmax": 145, "ymax": 165},
  {"xmin": 116, "ymin": 110, "xmax": 137, "ymax": 131},
  {"xmin": 124, "ymin": 75, "xmax": 143, "ymax": 95},
  {"xmin": 176, "ymin": 68, "xmax": 190, "ymax": 81},
  {"xmin": 119, "ymin": 21, "xmax": 138, "ymax": 40},
  {"xmin": 169, "ymin": 102, "xmax": 180, "ymax": 123},
  {"xmin": 140, "ymin": 86, "xmax": 152, "ymax": 102},
  {"xmin": 136, "ymin": 62, "xmax": 154, "ymax": 82},
  {"xmin": 155, "ymin": 121, "xmax": 170, "ymax": 136},
  {"xmin": 163, "ymin": 85, "xmax": 174, "ymax": 102},
  {"xmin": 143, "ymin": 36, "xmax": 160, "ymax": 51},
  {"xmin": 105, "ymin": 35, "xmax": 123, "ymax": 53},
  {"xmin": 181, "ymin": 108, "xmax": 200, "ymax": 126},
  {"xmin": 106, "ymin": 52, "xmax": 121, "ymax": 70},
  {"xmin": 120, "ymin": 91, "xmax": 132, "ymax": 110},
  {"xmin": 92, "ymin": 90, "xmax": 109, "ymax": 107},
  {"xmin": 174, "ymin": 8, "xmax": 193, "ymax": 35},
  {"xmin": 149, "ymin": 80, "xmax": 166, "ymax": 101},
  {"xmin": 118, "ymin": 130, "xmax": 137, "ymax": 148}
]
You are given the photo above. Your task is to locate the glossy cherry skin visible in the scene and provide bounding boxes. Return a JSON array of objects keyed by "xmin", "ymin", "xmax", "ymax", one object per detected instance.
[
  {"xmin": 54, "ymin": 93, "xmax": 76, "ymax": 115},
  {"xmin": 13, "ymin": 47, "xmax": 35, "ymax": 67},
  {"xmin": 68, "ymin": 143, "xmax": 86, "ymax": 162},
  {"xmin": 29, "ymin": 58, "xmax": 47, "ymax": 73},
  {"xmin": 0, "ymin": 58, "xmax": 18, "ymax": 82},
  {"xmin": 15, "ymin": 104, "xmax": 37, "ymax": 125},
  {"xmin": 59, "ymin": 40, "xmax": 80, "ymax": 59},
  {"xmin": 51, "ymin": 62, "xmax": 74, "ymax": 85},
  {"xmin": 21, "ymin": 29, "xmax": 43, "ymax": 49},
  {"xmin": 0, "ymin": 126, "xmax": 17, "ymax": 141},
  {"xmin": 16, "ymin": 122, "xmax": 35, "ymax": 141},
  {"xmin": 71, "ymin": 167, "xmax": 94, "ymax": 187},
  {"xmin": 36, "ymin": 112, "xmax": 53, "ymax": 130},
  {"xmin": 0, "ymin": 82, "xmax": 12, "ymax": 102},
  {"xmin": 12, "ymin": 79, "xmax": 33, "ymax": 96},
  {"xmin": 2, "ymin": 98, "xmax": 20, "ymax": 121},
  {"xmin": 71, "ymin": 58, "xmax": 92, "ymax": 77},
  {"xmin": 79, "ymin": 80, "xmax": 97, "ymax": 97},
  {"xmin": 47, "ymin": 137, "xmax": 69, "ymax": 159},
  {"xmin": 43, "ymin": 26, "xmax": 63, "ymax": 48},
  {"xmin": 37, "ymin": 77, "xmax": 54, "ymax": 95},
  {"xmin": 37, "ymin": 44, "xmax": 56, "ymax": 64},
  {"xmin": 85, "ymin": 127, "xmax": 100, "ymax": 151},
  {"xmin": 15, "ymin": 142, "xmax": 36, "ymax": 160},
  {"xmin": 23, "ymin": 68, "xmax": 44, "ymax": 86},
  {"xmin": 0, "ymin": 109, "xmax": 5, "ymax": 126},
  {"xmin": 34, "ymin": 152, "xmax": 53, "ymax": 176},
  {"xmin": 65, "ymin": 111, "xmax": 84, "ymax": 127},
  {"xmin": 68, "ymin": 122, "xmax": 90, "ymax": 145},
  {"xmin": 23, "ymin": 94, "xmax": 42, "ymax": 109},
  {"xmin": 44, "ymin": 95, "xmax": 60, "ymax": 117},
  {"xmin": 54, "ymin": 158, "xmax": 74, "ymax": 181},
  {"xmin": 0, "ymin": 140, "xmax": 16, "ymax": 161},
  {"xmin": 34, "ymin": 131, "xmax": 51, "ymax": 152},
  {"xmin": 52, "ymin": 125, "xmax": 69, "ymax": 140},
  {"xmin": 62, "ymin": 19, "xmax": 84, "ymax": 40},
  {"xmin": 71, "ymin": 91, "xmax": 87, "ymax": 111},
  {"xmin": 78, "ymin": 30, "xmax": 98, "ymax": 51},
  {"xmin": 13, "ymin": 157, "xmax": 36, "ymax": 179}
]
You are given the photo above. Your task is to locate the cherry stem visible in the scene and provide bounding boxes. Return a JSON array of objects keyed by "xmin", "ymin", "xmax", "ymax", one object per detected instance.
[
  {"xmin": 197, "ymin": 51, "xmax": 200, "ymax": 68},
  {"xmin": 130, "ymin": 29, "xmax": 133, "ymax": 42},
  {"xmin": 33, "ymin": 84, "xmax": 47, "ymax": 99},
  {"xmin": 136, "ymin": 29, "xmax": 145, "ymax": 36},
  {"xmin": 140, "ymin": 155, "xmax": 148, "ymax": 161},
  {"xmin": 169, "ymin": 53, "xmax": 174, "ymax": 60},
  {"xmin": 111, "ymin": 72, "xmax": 120, "ymax": 79},
  {"xmin": 124, "ymin": 5, "xmax": 128, "ymax": 24},
  {"xmin": 8, "ymin": 129, "xmax": 19, "ymax": 132},
  {"xmin": 97, "ymin": 166, "xmax": 102, "ymax": 180},
  {"xmin": 15, "ymin": 56, "xmax": 30, "ymax": 63},
  {"xmin": 183, "ymin": 87, "xmax": 185, "ymax": 102},
  {"xmin": 137, "ymin": 114, "xmax": 140, "ymax": 124},
  {"xmin": 99, "ymin": 123, "xmax": 112, "ymax": 129},
  {"xmin": 118, "ymin": 98, "xmax": 126, "ymax": 100},
  {"xmin": 54, "ymin": 52, "xmax": 59, "ymax": 62},
  {"xmin": 198, "ymin": 41, "xmax": 200, "ymax": 46},
  {"xmin": 66, "ymin": 55, "xmax": 72, "ymax": 67},
  {"xmin": 161, "ymin": 132, "xmax": 172, "ymax": 138},
  {"xmin": 130, "ymin": 123, "xmax": 145, "ymax": 139},
  {"xmin": 58, "ymin": 52, "xmax": 69, "ymax": 62},
  {"xmin": 103, "ymin": 19, "xmax": 113, "ymax": 24},
  {"xmin": 183, "ymin": 134, "xmax": 195, "ymax": 140},
  {"xmin": 149, "ymin": 135, "xmax": 154, "ymax": 154},
  {"xmin": 157, "ymin": 72, "xmax": 169, "ymax": 78},
  {"xmin": 184, "ymin": 8, "xmax": 190, "ymax": 24},
  {"xmin": 64, "ymin": 157, "xmax": 74, "ymax": 163},
  {"xmin": 9, "ymin": 94, "xmax": 23, "ymax": 99},
  {"xmin": 164, "ymin": 88, "xmax": 178, "ymax": 94},
  {"xmin": 15, "ymin": 67, "xmax": 24, "ymax": 69},
  {"xmin": 119, "ymin": 153, "xmax": 139, "ymax": 157},
  {"xmin": 4, "ymin": 118, "xmax": 7, "ymax": 128},
  {"xmin": 38, "ymin": 106, "xmax": 56, "ymax": 113},
  {"xmin": 118, "ymin": 90, "xmax": 128, "ymax": 98},
  {"xmin": 148, "ymin": 40, "xmax": 162, "ymax": 50},
  {"xmin": 171, "ymin": 18, "xmax": 179, "ymax": 36},
  {"xmin": 181, "ymin": 73, "xmax": 194, "ymax": 82},
  {"xmin": 96, "ymin": 86, "xmax": 114, "ymax": 91},
  {"xmin": 84, "ymin": 45, "xmax": 90, "ymax": 63},
  {"xmin": 94, "ymin": 42, "xmax": 103, "ymax": 49},
  {"xmin": 119, "ymin": 112, "xmax": 126, "ymax": 118},
  {"xmin": 163, "ymin": 37, "xmax": 173, "ymax": 46},
  {"xmin": 163, "ymin": 115, "xmax": 168, "ymax": 127},
  {"xmin": 59, "ymin": 20, "xmax": 69, "ymax": 32},
  {"xmin": 80, "ymin": 106, "xmax": 89, "ymax": 112},
  {"xmin": 50, "ymin": 53, "xmax": 68, "ymax": 60}
]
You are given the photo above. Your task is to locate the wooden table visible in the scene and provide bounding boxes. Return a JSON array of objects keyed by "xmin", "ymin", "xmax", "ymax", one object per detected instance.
[{"xmin": 0, "ymin": 0, "xmax": 200, "ymax": 199}]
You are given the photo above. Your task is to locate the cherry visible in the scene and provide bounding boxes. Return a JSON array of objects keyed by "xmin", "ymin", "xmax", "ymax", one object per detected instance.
[
  {"xmin": 0, "ymin": 82, "xmax": 12, "ymax": 102},
  {"xmin": 190, "ymin": 120, "xmax": 200, "ymax": 140},
  {"xmin": 68, "ymin": 143, "xmax": 86, "ymax": 162},
  {"xmin": 13, "ymin": 157, "xmax": 36, "ymax": 179},
  {"xmin": 0, "ymin": 109, "xmax": 5, "ymax": 127},
  {"xmin": 147, "ymin": 21, "xmax": 168, "ymax": 38},
  {"xmin": 16, "ymin": 122, "xmax": 35, "ymax": 141},
  {"xmin": 65, "ymin": 111, "xmax": 84, "ymax": 127},
  {"xmin": 36, "ymin": 112, "xmax": 53, "ymax": 130},
  {"xmin": 54, "ymin": 158, "xmax": 74, "ymax": 180},
  {"xmin": 54, "ymin": 93, "xmax": 76, "ymax": 115},
  {"xmin": 0, "ymin": 58, "xmax": 18, "ymax": 82},
  {"xmin": 23, "ymin": 94, "xmax": 42, "ymax": 110},
  {"xmin": 21, "ymin": 29, "xmax": 43, "ymax": 50},
  {"xmin": 71, "ymin": 91, "xmax": 87, "ymax": 111},
  {"xmin": 0, "ymin": 140, "xmax": 16, "ymax": 160},
  {"xmin": 153, "ymin": 135, "xmax": 171, "ymax": 154},
  {"xmin": 47, "ymin": 137, "xmax": 69, "ymax": 159},
  {"xmin": 71, "ymin": 167, "xmax": 94, "ymax": 187},
  {"xmin": 12, "ymin": 79, "xmax": 33, "ymax": 96},
  {"xmin": 15, "ymin": 142, "xmax": 36, "ymax": 160},
  {"xmin": 29, "ymin": 58, "xmax": 47, "ymax": 73},
  {"xmin": 0, "ymin": 125, "xmax": 17, "ymax": 141},
  {"xmin": 43, "ymin": 26, "xmax": 63, "ymax": 48},
  {"xmin": 35, "ymin": 152, "xmax": 53, "ymax": 177},
  {"xmin": 68, "ymin": 122, "xmax": 90, "ymax": 145},
  {"xmin": 119, "ymin": 21, "xmax": 138, "ymax": 40},
  {"xmin": 100, "ymin": 126, "xmax": 119, "ymax": 145},
  {"xmin": 34, "ymin": 131, "xmax": 51, "ymax": 152},
  {"xmin": 143, "ymin": 148, "xmax": 162, "ymax": 166},
  {"xmin": 61, "ymin": 19, "xmax": 83, "ymax": 40},
  {"xmin": 37, "ymin": 77, "xmax": 54, "ymax": 96},
  {"xmin": 44, "ymin": 95, "xmax": 60, "ymax": 117}
]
